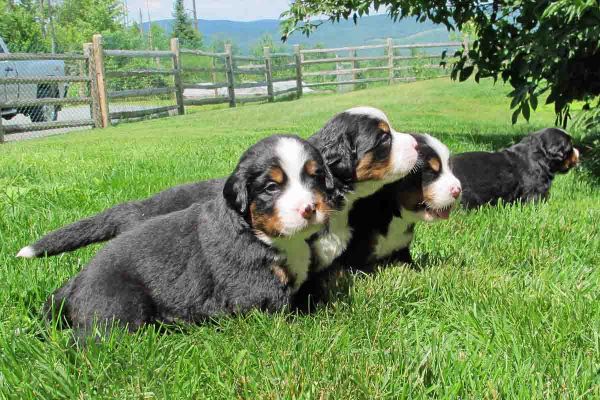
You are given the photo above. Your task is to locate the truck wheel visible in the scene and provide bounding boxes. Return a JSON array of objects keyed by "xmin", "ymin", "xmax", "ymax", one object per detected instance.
[{"xmin": 29, "ymin": 84, "xmax": 59, "ymax": 123}]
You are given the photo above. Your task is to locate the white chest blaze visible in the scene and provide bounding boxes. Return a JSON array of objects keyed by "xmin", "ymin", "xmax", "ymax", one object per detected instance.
[{"xmin": 373, "ymin": 210, "xmax": 421, "ymax": 260}]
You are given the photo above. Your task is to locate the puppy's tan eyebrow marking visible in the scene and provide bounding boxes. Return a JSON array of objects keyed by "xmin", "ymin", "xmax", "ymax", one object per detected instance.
[
  {"xmin": 304, "ymin": 160, "xmax": 318, "ymax": 176},
  {"xmin": 378, "ymin": 121, "xmax": 391, "ymax": 133},
  {"xmin": 269, "ymin": 166, "xmax": 285, "ymax": 184},
  {"xmin": 428, "ymin": 158, "xmax": 441, "ymax": 172}
]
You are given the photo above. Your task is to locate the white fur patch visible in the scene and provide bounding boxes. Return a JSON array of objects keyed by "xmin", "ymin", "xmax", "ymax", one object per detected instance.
[
  {"xmin": 346, "ymin": 106, "xmax": 390, "ymax": 123},
  {"xmin": 16, "ymin": 246, "xmax": 36, "ymax": 258},
  {"xmin": 275, "ymin": 137, "xmax": 317, "ymax": 236},
  {"xmin": 424, "ymin": 134, "xmax": 462, "ymax": 209},
  {"xmin": 271, "ymin": 225, "xmax": 321, "ymax": 291},
  {"xmin": 373, "ymin": 210, "xmax": 421, "ymax": 259},
  {"xmin": 390, "ymin": 131, "xmax": 419, "ymax": 177}
]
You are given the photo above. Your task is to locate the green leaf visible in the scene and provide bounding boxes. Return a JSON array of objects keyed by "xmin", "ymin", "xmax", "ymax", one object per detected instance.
[
  {"xmin": 522, "ymin": 101, "xmax": 531, "ymax": 121},
  {"xmin": 530, "ymin": 95, "xmax": 538, "ymax": 110},
  {"xmin": 512, "ymin": 106, "xmax": 522, "ymax": 125},
  {"xmin": 459, "ymin": 66, "xmax": 474, "ymax": 82}
]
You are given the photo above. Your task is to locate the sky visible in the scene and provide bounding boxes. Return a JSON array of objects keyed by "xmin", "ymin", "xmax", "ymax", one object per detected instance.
[{"xmin": 126, "ymin": 0, "xmax": 293, "ymax": 22}]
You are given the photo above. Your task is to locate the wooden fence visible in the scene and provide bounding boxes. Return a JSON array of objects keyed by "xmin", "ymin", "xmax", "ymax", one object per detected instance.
[{"xmin": 0, "ymin": 36, "xmax": 463, "ymax": 142}]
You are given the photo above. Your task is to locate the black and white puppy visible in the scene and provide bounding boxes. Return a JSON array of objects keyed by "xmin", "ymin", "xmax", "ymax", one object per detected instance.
[
  {"xmin": 45, "ymin": 135, "xmax": 340, "ymax": 337},
  {"xmin": 451, "ymin": 127, "xmax": 580, "ymax": 209},
  {"xmin": 18, "ymin": 107, "xmax": 419, "ymax": 261},
  {"xmin": 339, "ymin": 134, "xmax": 462, "ymax": 271},
  {"xmin": 294, "ymin": 134, "xmax": 460, "ymax": 307},
  {"xmin": 307, "ymin": 107, "xmax": 419, "ymax": 272}
]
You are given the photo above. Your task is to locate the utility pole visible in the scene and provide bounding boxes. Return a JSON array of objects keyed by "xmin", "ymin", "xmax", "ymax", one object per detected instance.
[
  {"xmin": 146, "ymin": 0, "xmax": 153, "ymax": 49},
  {"xmin": 139, "ymin": 8, "xmax": 144, "ymax": 33},
  {"xmin": 192, "ymin": 0, "xmax": 199, "ymax": 33},
  {"xmin": 47, "ymin": 0, "xmax": 57, "ymax": 53},
  {"xmin": 123, "ymin": 0, "xmax": 129, "ymax": 26},
  {"xmin": 38, "ymin": 0, "xmax": 47, "ymax": 40}
]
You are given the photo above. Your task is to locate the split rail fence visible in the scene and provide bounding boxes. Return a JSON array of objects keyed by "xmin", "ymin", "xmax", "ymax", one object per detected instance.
[{"xmin": 0, "ymin": 35, "xmax": 463, "ymax": 142}]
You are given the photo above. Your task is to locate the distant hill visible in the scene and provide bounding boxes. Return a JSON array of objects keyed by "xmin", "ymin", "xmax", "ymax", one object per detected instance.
[{"xmin": 143, "ymin": 14, "xmax": 453, "ymax": 54}]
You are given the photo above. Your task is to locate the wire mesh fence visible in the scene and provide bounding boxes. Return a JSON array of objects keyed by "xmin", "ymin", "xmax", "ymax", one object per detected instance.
[{"xmin": 0, "ymin": 50, "xmax": 96, "ymax": 141}]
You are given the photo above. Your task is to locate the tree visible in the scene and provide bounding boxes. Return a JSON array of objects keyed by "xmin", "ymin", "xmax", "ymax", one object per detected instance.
[
  {"xmin": 281, "ymin": 1, "xmax": 600, "ymax": 127},
  {"xmin": 0, "ymin": 0, "xmax": 50, "ymax": 52},
  {"xmin": 172, "ymin": 0, "xmax": 202, "ymax": 49},
  {"xmin": 53, "ymin": 0, "xmax": 124, "ymax": 51}
]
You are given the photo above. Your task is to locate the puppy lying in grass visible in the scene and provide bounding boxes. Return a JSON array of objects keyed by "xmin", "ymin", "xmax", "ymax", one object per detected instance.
[
  {"xmin": 294, "ymin": 134, "xmax": 462, "ymax": 308},
  {"xmin": 451, "ymin": 128, "xmax": 580, "ymax": 209},
  {"xmin": 44, "ymin": 134, "xmax": 341, "ymax": 338}
]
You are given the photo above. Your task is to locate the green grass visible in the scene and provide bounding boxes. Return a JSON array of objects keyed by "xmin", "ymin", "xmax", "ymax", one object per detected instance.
[{"xmin": 1, "ymin": 78, "xmax": 599, "ymax": 399}]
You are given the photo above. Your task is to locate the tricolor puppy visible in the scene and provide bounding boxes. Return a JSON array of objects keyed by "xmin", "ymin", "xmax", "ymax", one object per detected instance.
[
  {"xmin": 45, "ymin": 135, "xmax": 341, "ymax": 337},
  {"xmin": 18, "ymin": 107, "xmax": 418, "ymax": 263},
  {"xmin": 451, "ymin": 127, "xmax": 579, "ymax": 209},
  {"xmin": 339, "ymin": 134, "xmax": 461, "ymax": 271},
  {"xmin": 306, "ymin": 107, "xmax": 419, "ymax": 271}
]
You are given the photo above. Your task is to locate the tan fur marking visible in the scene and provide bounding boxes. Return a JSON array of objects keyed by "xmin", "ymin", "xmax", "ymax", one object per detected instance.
[
  {"xmin": 250, "ymin": 202, "xmax": 283, "ymax": 237},
  {"xmin": 564, "ymin": 148, "xmax": 580, "ymax": 169},
  {"xmin": 356, "ymin": 152, "xmax": 393, "ymax": 181},
  {"xmin": 378, "ymin": 121, "xmax": 391, "ymax": 133},
  {"xmin": 269, "ymin": 166, "xmax": 285, "ymax": 184},
  {"xmin": 428, "ymin": 157, "xmax": 441, "ymax": 172},
  {"xmin": 314, "ymin": 192, "xmax": 332, "ymax": 219},
  {"xmin": 271, "ymin": 264, "xmax": 293, "ymax": 286},
  {"xmin": 305, "ymin": 160, "xmax": 318, "ymax": 176}
]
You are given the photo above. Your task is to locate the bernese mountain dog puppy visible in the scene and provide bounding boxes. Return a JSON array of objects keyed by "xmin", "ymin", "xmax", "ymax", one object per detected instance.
[
  {"xmin": 450, "ymin": 127, "xmax": 580, "ymax": 209},
  {"xmin": 44, "ymin": 135, "xmax": 341, "ymax": 337},
  {"xmin": 294, "ymin": 134, "xmax": 461, "ymax": 308},
  {"xmin": 340, "ymin": 134, "xmax": 461, "ymax": 270},
  {"xmin": 18, "ymin": 107, "xmax": 419, "ymax": 261}
]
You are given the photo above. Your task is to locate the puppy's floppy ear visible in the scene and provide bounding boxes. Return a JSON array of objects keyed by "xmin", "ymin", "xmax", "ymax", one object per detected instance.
[
  {"xmin": 310, "ymin": 114, "xmax": 356, "ymax": 186},
  {"xmin": 223, "ymin": 167, "xmax": 249, "ymax": 215}
]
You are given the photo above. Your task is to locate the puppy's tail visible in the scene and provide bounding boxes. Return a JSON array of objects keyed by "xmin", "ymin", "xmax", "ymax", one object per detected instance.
[{"xmin": 17, "ymin": 202, "xmax": 142, "ymax": 258}]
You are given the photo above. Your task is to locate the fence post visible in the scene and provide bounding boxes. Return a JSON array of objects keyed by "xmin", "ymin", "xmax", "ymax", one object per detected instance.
[
  {"xmin": 350, "ymin": 49, "xmax": 358, "ymax": 91},
  {"xmin": 170, "ymin": 38, "xmax": 185, "ymax": 115},
  {"xmin": 84, "ymin": 42, "xmax": 102, "ymax": 129},
  {"xmin": 225, "ymin": 44, "xmax": 236, "ymax": 108},
  {"xmin": 387, "ymin": 38, "xmax": 394, "ymax": 85},
  {"xmin": 0, "ymin": 112, "xmax": 5, "ymax": 143},
  {"xmin": 294, "ymin": 45, "xmax": 303, "ymax": 99},
  {"xmin": 92, "ymin": 34, "xmax": 110, "ymax": 128},
  {"xmin": 263, "ymin": 46, "xmax": 274, "ymax": 102},
  {"xmin": 211, "ymin": 57, "xmax": 218, "ymax": 97}
]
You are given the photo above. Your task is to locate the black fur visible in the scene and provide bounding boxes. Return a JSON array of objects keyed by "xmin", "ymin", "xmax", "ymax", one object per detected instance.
[
  {"xmin": 450, "ymin": 128, "xmax": 579, "ymax": 208},
  {"xmin": 44, "ymin": 135, "xmax": 339, "ymax": 337},
  {"xmin": 308, "ymin": 112, "xmax": 393, "ymax": 191}
]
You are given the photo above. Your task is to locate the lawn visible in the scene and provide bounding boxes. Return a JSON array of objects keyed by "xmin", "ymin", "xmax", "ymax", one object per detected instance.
[{"xmin": 1, "ymin": 78, "xmax": 599, "ymax": 398}]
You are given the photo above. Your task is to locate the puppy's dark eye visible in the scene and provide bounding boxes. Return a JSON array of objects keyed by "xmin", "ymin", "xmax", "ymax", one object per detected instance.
[
  {"xmin": 264, "ymin": 181, "xmax": 280, "ymax": 194},
  {"xmin": 378, "ymin": 133, "xmax": 392, "ymax": 146}
]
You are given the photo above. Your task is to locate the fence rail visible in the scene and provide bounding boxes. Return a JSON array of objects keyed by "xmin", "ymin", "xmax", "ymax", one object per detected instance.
[{"xmin": 1, "ymin": 36, "xmax": 465, "ymax": 143}]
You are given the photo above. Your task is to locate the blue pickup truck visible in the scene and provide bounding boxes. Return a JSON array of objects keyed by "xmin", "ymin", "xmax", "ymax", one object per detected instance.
[{"xmin": 0, "ymin": 36, "xmax": 68, "ymax": 122}]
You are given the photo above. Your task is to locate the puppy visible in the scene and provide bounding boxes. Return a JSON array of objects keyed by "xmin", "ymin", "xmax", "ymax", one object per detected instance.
[
  {"xmin": 450, "ymin": 128, "xmax": 579, "ymax": 209},
  {"xmin": 340, "ymin": 134, "xmax": 461, "ymax": 270},
  {"xmin": 306, "ymin": 107, "xmax": 419, "ymax": 272},
  {"xmin": 294, "ymin": 134, "xmax": 461, "ymax": 307},
  {"xmin": 45, "ymin": 135, "xmax": 340, "ymax": 337},
  {"xmin": 19, "ymin": 107, "xmax": 419, "ymax": 261}
]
